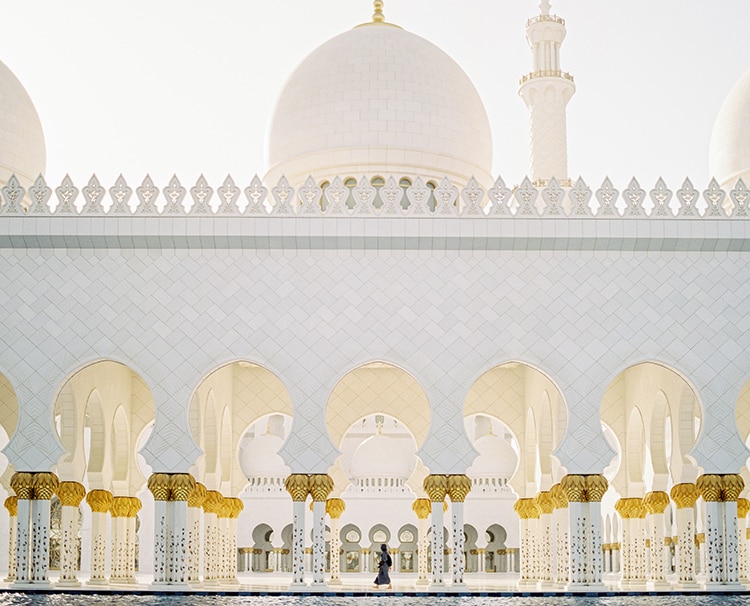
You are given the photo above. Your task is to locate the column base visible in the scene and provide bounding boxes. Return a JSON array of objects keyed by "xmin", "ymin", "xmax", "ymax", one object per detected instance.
[
  {"xmin": 538, "ymin": 580, "xmax": 556, "ymax": 590},
  {"xmin": 221, "ymin": 577, "xmax": 240, "ymax": 585},
  {"xmin": 565, "ymin": 582, "xmax": 607, "ymax": 592},
  {"xmin": 703, "ymin": 581, "xmax": 745, "ymax": 591},
  {"xmin": 517, "ymin": 580, "xmax": 538, "ymax": 590},
  {"xmin": 309, "ymin": 582, "xmax": 330, "ymax": 591},
  {"xmin": 110, "ymin": 576, "xmax": 137, "ymax": 584},
  {"xmin": 671, "ymin": 581, "xmax": 700, "ymax": 590},
  {"xmin": 9, "ymin": 581, "xmax": 37, "ymax": 589},
  {"xmin": 2, "ymin": 577, "xmax": 14, "ymax": 583},
  {"xmin": 428, "ymin": 582, "xmax": 446, "ymax": 590},
  {"xmin": 328, "ymin": 578, "xmax": 342, "ymax": 586},
  {"xmin": 57, "ymin": 579, "xmax": 81, "ymax": 588},
  {"xmin": 415, "ymin": 578, "xmax": 429, "ymax": 587},
  {"xmin": 447, "ymin": 582, "xmax": 468, "ymax": 591},
  {"xmin": 648, "ymin": 580, "xmax": 671, "ymax": 590},
  {"xmin": 620, "ymin": 580, "xmax": 647, "ymax": 590},
  {"xmin": 288, "ymin": 582, "xmax": 310, "ymax": 591},
  {"xmin": 87, "ymin": 578, "xmax": 109, "ymax": 586}
]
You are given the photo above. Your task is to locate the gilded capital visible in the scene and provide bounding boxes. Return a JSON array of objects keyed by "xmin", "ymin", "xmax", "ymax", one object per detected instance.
[
  {"xmin": 643, "ymin": 491, "xmax": 670, "ymax": 514},
  {"xmin": 56, "ymin": 481, "xmax": 86, "ymax": 507},
  {"xmin": 721, "ymin": 474, "xmax": 744, "ymax": 502},
  {"xmin": 423, "ymin": 474, "xmax": 448, "ymax": 502},
  {"xmin": 447, "ymin": 474, "xmax": 471, "ymax": 503},
  {"xmin": 670, "ymin": 483, "xmax": 698, "ymax": 508},
  {"xmin": 32, "ymin": 472, "xmax": 59, "ymax": 500},
  {"xmin": 4, "ymin": 496, "xmax": 17, "ymax": 516},
  {"xmin": 147, "ymin": 473, "xmax": 172, "ymax": 501},
  {"xmin": 169, "ymin": 473, "xmax": 196, "ymax": 502},
  {"xmin": 224, "ymin": 497, "xmax": 244, "ymax": 519},
  {"xmin": 188, "ymin": 482, "xmax": 207, "ymax": 508},
  {"xmin": 326, "ymin": 498, "xmax": 346, "ymax": 519},
  {"xmin": 697, "ymin": 474, "xmax": 723, "ymax": 502},
  {"xmin": 737, "ymin": 497, "xmax": 750, "ymax": 518},
  {"xmin": 86, "ymin": 489, "xmax": 114, "ymax": 513},
  {"xmin": 550, "ymin": 483, "xmax": 568, "ymax": 509},
  {"xmin": 514, "ymin": 497, "xmax": 538, "ymax": 520},
  {"xmin": 203, "ymin": 490, "xmax": 224, "ymax": 514},
  {"xmin": 110, "ymin": 496, "xmax": 132, "ymax": 518},
  {"xmin": 560, "ymin": 474, "xmax": 586, "ymax": 502},
  {"xmin": 308, "ymin": 474, "xmax": 334, "ymax": 502},
  {"xmin": 615, "ymin": 497, "xmax": 643, "ymax": 519},
  {"xmin": 128, "ymin": 497, "xmax": 142, "ymax": 517},
  {"xmin": 10, "ymin": 472, "xmax": 33, "ymax": 500},
  {"xmin": 284, "ymin": 474, "xmax": 310, "ymax": 502},
  {"xmin": 585, "ymin": 474, "xmax": 608, "ymax": 502},
  {"xmin": 535, "ymin": 491, "xmax": 554, "ymax": 515},
  {"xmin": 412, "ymin": 498, "xmax": 431, "ymax": 519}
]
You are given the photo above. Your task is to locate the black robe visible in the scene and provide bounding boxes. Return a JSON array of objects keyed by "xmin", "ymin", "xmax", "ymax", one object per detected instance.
[{"xmin": 374, "ymin": 550, "xmax": 392, "ymax": 585}]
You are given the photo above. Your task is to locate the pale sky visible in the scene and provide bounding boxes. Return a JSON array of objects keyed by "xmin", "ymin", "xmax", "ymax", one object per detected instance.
[{"xmin": 1, "ymin": 1, "xmax": 747, "ymax": 192}]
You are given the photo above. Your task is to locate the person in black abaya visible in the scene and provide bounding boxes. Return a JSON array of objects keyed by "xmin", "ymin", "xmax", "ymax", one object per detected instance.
[{"xmin": 372, "ymin": 543, "xmax": 392, "ymax": 589}]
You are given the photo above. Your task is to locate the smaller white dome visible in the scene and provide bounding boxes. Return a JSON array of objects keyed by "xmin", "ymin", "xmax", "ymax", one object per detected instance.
[
  {"xmin": 0, "ymin": 60, "xmax": 46, "ymax": 189},
  {"xmin": 349, "ymin": 433, "xmax": 413, "ymax": 480},
  {"xmin": 468, "ymin": 434, "xmax": 518, "ymax": 479},
  {"xmin": 709, "ymin": 69, "xmax": 750, "ymax": 189},
  {"xmin": 240, "ymin": 433, "xmax": 290, "ymax": 478}
]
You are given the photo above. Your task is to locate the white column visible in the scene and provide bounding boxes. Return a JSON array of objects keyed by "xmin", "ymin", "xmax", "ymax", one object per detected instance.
[
  {"xmin": 125, "ymin": 514, "xmax": 137, "ymax": 581},
  {"xmin": 724, "ymin": 499, "xmax": 740, "ymax": 585},
  {"xmin": 328, "ymin": 514, "xmax": 341, "ymax": 585},
  {"xmin": 674, "ymin": 506, "xmax": 697, "ymax": 586},
  {"xmin": 292, "ymin": 500, "xmax": 306, "ymax": 585},
  {"xmin": 429, "ymin": 500, "xmax": 444, "ymax": 585},
  {"xmin": 5, "ymin": 503, "xmax": 16, "ymax": 582},
  {"xmin": 737, "ymin": 499, "xmax": 749, "ymax": 583},
  {"xmin": 226, "ymin": 516, "xmax": 239, "ymax": 584},
  {"xmin": 29, "ymin": 498, "xmax": 52, "ymax": 583},
  {"xmin": 187, "ymin": 502, "xmax": 202, "ymax": 585},
  {"xmin": 151, "ymin": 499, "xmax": 168, "ymax": 585},
  {"xmin": 554, "ymin": 500, "xmax": 569, "ymax": 587},
  {"xmin": 10, "ymin": 474, "xmax": 32, "ymax": 585},
  {"xmin": 451, "ymin": 500, "xmax": 466, "ymax": 586},
  {"xmin": 167, "ymin": 499, "xmax": 189, "ymax": 584},
  {"xmin": 58, "ymin": 504, "xmax": 80, "ymax": 585},
  {"xmin": 311, "ymin": 500, "xmax": 326, "ymax": 585},
  {"xmin": 567, "ymin": 501, "xmax": 587, "ymax": 586},
  {"xmin": 417, "ymin": 511, "xmax": 429, "ymax": 585},
  {"xmin": 538, "ymin": 495, "xmax": 554, "ymax": 587},
  {"xmin": 88, "ymin": 510, "xmax": 108, "ymax": 584},
  {"xmin": 648, "ymin": 511, "xmax": 668, "ymax": 587},
  {"xmin": 588, "ymin": 499, "xmax": 605, "ymax": 586},
  {"xmin": 704, "ymin": 500, "xmax": 725, "ymax": 584}
]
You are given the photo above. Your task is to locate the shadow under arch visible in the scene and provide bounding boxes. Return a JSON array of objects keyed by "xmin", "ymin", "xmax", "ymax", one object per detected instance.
[
  {"xmin": 325, "ymin": 361, "xmax": 430, "ymax": 451},
  {"xmin": 463, "ymin": 361, "xmax": 568, "ymax": 497},
  {"xmin": 600, "ymin": 360, "xmax": 702, "ymax": 498},
  {"xmin": 187, "ymin": 360, "xmax": 293, "ymax": 496},
  {"xmin": 53, "ymin": 359, "xmax": 156, "ymax": 493}
]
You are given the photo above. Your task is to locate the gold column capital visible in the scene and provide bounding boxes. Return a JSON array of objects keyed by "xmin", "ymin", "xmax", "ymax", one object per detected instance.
[
  {"xmin": 202, "ymin": 490, "xmax": 224, "ymax": 514},
  {"xmin": 697, "ymin": 474, "xmax": 723, "ymax": 502},
  {"xmin": 615, "ymin": 497, "xmax": 644, "ymax": 519},
  {"xmin": 10, "ymin": 472, "xmax": 33, "ymax": 500},
  {"xmin": 423, "ymin": 474, "xmax": 448, "ymax": 502},
  {"xmin": 560, "ymin": 474, "xmax": 586, "ymax": 502},
  {"xmin": 128, "ymin": 497, "xmax": 142, "ymax": 517},
  {"xmin": 326, "ymin": 498, "xmax": 346, "ymax": 519},
  {"xmin": 224, "ymin": 497, "xmax": 244, "ymax": 519},
  {"xmin": 535, "ymin": 491, "xmax": 554, "ymax": 514},
  {"xmin": 670, "ymin": 483, "xmax": 698, "ymax": 508},
  {"xmin": 447, "ymin": 474, "xmax": 471, "ymax": 503},
  {"xmin": 308, "ymin": 474, "xmax": 334, "ymax": 502},
  {"xmin": 32, "ymin": 472, "xmax": 59, "ymax": 500},
  {"xmin": 56, "ymin": 481, "xmax": 86, "ymax": 507},
  {"xmin": 585, "ymin": 475, "xmax": 608, "ymax": 502},
  {"xmin": 737, "ymin": 497, "xmax": 750, "ymax": 518},
  {"xmin": 188, "ymin": 482, "xmax": 207, "ymax": 508},
  {"xmin": 643, "ymin": 491, "xmax": 670, "ymax": 514},
  {"xmin": 550, "ymin": 483, "xmax": 568, "ymax": 509},
  {"xmin": 86, "ymin": 489, "xmax": 113, "ymax": 513},
  {"xmin": 110, "ymin": 496, "xmax": 132, "ymax": 518},
  {"xmin": 721, "ymin": 474, "xmax": 744, "ymax": 502},
  {"xmin": 168, "ymin": 473, "xmax": 196, "ymax": 501},
  {"xmin": 284, "ymin": 474, "xmax": 310, "ymax": 502},
  {"xmin": 514, "ymin": 497, "xmax": 539, "ymax": 519},
  {"xmin": 147, "ymin": 473, "xmax": 172, "ymax": 501},
  {"xmin": 4, "ymin": 496, "xmax": 17, "ymax": 516},
  {"xmin": 412, "ymin": 497, "xmax": 431, "ymax": 519}
]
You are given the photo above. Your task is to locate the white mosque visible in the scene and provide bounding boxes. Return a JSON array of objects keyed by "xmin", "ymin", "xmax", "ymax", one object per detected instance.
[{"xmin": 0, "ymin": 0, "xmax": 749, "ymax": 594}]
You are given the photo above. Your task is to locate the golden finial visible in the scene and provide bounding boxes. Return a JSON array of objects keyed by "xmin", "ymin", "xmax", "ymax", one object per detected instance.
[{"xmin": 373, "ymin": 1, "xmax": 385, "ymax": 23}]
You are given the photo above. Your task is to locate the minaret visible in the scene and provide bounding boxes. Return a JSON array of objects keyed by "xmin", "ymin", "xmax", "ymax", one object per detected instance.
[{"xmin": 518, "ymin": 0, "xmax": 575, "ymax": 183}]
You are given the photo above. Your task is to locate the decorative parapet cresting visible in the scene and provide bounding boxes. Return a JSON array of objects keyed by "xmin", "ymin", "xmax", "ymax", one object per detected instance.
[{"xmin": 2, "ymin": 173, "xmax": 749, "ymax": 220}]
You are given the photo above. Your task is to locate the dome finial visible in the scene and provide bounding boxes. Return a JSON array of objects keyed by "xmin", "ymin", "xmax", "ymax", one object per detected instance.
[
  {"xmin": 375, "ymin": 414, "xmax": 384, "ymax": 434},
  {"xmin": 540, "ymin": 0, "xmax": 551, "ymax": 15},
  {"xmin": 372, "ymin": 0, "xmax": 385, "ymax": 23}
]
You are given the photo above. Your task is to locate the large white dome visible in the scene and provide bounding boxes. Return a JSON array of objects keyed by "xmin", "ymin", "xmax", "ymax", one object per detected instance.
[
  {"xmin": 0, "ymin": 60, "xmax": 45, "ymax": 188},
  {"xmin": 709, "ymin": 69, "xmax": 750, "ymax": 190},
  {"xmin": 264, "ymin": 19, "xmax": 492, "ymax": 189}
]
